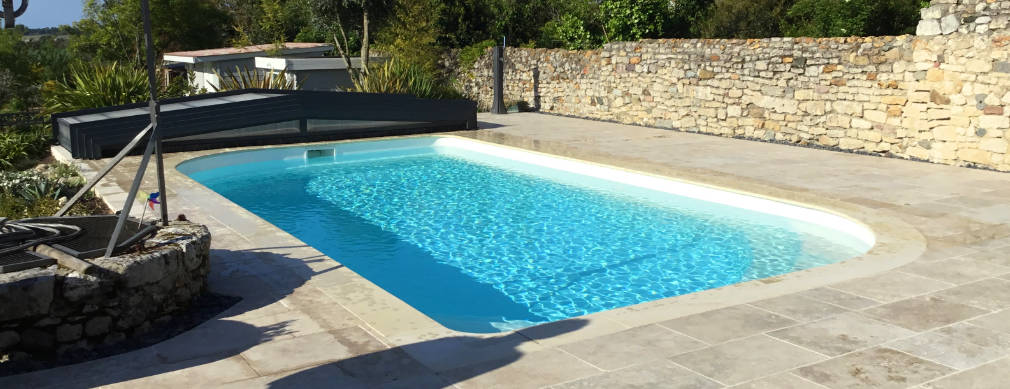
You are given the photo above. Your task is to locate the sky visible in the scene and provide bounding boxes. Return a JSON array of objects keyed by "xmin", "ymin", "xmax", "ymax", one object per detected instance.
[{"xmin": 13, "ymin": 0, "xmax": 84, "ymax": 28}]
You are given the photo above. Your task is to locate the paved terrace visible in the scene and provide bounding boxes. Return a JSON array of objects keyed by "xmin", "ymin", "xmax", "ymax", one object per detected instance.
[{"xmin": 4, "ymin": 113, "xmax": 1010, "ymax": 388}]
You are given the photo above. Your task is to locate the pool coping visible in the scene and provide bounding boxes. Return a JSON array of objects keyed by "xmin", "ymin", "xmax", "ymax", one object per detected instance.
[{"xmin": 60, "ymin": 132, "xmax": 926, "ymax": 349}]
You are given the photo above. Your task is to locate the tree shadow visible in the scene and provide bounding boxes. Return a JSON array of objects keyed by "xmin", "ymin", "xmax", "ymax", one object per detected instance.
[{"xmin": 267, "ymin": 319, "xmax": 589, "ymax": 388}]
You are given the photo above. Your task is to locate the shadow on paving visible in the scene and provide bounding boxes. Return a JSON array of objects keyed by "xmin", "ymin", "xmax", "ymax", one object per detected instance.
[
  {"xmin": 267, "ymin": 319, "xmax": 589, "ymax": 388},
  {"xmin": 0, "ymin": 247, "xmax": 332, "ymax": 388}
]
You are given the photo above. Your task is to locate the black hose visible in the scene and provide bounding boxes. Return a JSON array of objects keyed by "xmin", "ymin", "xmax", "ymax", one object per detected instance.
[{"xmin": 0, "ymin": 218, "xmax": 83, "ymax": 256}]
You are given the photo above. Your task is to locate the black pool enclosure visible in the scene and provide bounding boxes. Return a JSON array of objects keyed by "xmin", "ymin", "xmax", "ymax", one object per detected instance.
[{"xmin": 52, "ymin": 89, "xmax": 478, "ymax": 159}]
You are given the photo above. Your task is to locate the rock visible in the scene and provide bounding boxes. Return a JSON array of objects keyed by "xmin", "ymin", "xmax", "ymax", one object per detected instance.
[
  {"xmin": 920, "ymin": 5, "xmax": 944, "ymax": 20},
  {"xmin": 103, "ymin": 332, "xmax": 126, "ymax": 345},
  {"xmin": 85, "ymin": 316, "xmax": 112, "ymax": 337},
  {"xmin": 940, "ymin": 14, "xmax": 961, "ymax": 35},
  {"xmin": 882, "ymin": 96, "xmax": 907, "ymax": 105},
  {"xmin": 0, "ymin": 330, "xmax": 20, "ymax": 350},
  {"xmin": 980, "ymin": 138, "xmax": 1009, "ymax": 153},
  {"xmin": 980, "ymin": 115, "xmax": 1010, "ymax": 129},
  {"xmin": 56, "ymin": 324, "xmax": 83, "ymax": 343},
  {"xmin": 19, "ymin": 329, "xmax": 54, "ymax": 351},
  {"xmin": 0, "ymin": 268, "xmax": 55, "ymax": 322},
  {"xmin": 917, "ymin": 20, "xmax": 942, "ymax": 36},
  {"xmin": 994, "ymin": 62, "xmax": 1010, "ymax": 74},
  {"xmin": 62, "ymin": 272, "xmax": 102, "ymax": 302}
]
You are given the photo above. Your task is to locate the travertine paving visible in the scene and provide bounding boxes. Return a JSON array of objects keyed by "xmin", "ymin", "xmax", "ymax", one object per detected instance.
[{"xmin": 3, "ymin": 113, "xmax": 1010, "ymax": 388}]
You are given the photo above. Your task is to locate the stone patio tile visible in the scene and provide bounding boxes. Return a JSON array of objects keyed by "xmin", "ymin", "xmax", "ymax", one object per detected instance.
[
  {"xmin": 151, "ymin": 317, "xmax": 298, "ymax": 365},
  {"xmin": 241, "ymin": 327, "xmax": 386, "ymax": 376},
  {"xmin": 551, "ymin": 359, "xmax": 721, "ymax": 389},
  {"xmin": 967, "ymin": 247, "xmax": 1010, "ymax": 267},
  {"xmin": 936, "ymin": 322, "xmax": 1010, "ymax": 351},
  {"xmin": 400, "ymin": 332, "xmax": 547, "ymax": 373},
  {"xmin": 922, "ymin": 357, "xmax": 1010, "ymax": 389},
  {"xmin": 659, "ymin": 305, "xmax": 795, "ymax": 344},
  {"xmin": 768, "ymin": 312, "xmax": 915, "ymax": 357},
  {"xmin": 795, "ymin": 348, "xmax": 954, "ymax": 389},
  {"xmin": 794, "ymin": 287, "xmax": 880, "ymax": 310},
  {"xmin": 863, "ymin": 296, "xmax": 989, "ymax": 332},
  {"xmin": 729, "ymin": 373, "xmax": 826, "ymax": 389},
  {"xmin": 901, "ymin": 257, "xmax": 1010, "ymax": 285},
  {"xmin": 967, "ymin": 309, "xmax": 1010, "ymax": 333},
  {"xmin": 558, "ymin": 324, "xmax": 707, "ymax": 371},
  {"xmin": 931, "ymin": 278, "xmax": 1010, "ymax": 311},
  {"xmin": 669, "ymin": 335, "xmax": 825, "ymax": 386},
  {"xmin": 103, "ymin": 356, "xmax": 258, "ymax": 389},
  {"xmin": 440, "ymin": 348, "xmax": 600, "ymax": 389},
  {"xmin": 216, "ymin": 364, "xmax": 366, "ymax": 389},
  {"xmin": 519, "ymin": 317, "xmax": 630, "ymax": 347},
  {"xmin": 915, "ymin": 240, "xmax": 980, "ymax": 262},
  {"xmin": 887, "ymin": 331, "xmax": 1008, "ymax": 369},
  {"xmin": 830, "ymin": 271, "xmax": 954, "ymax": 303},
  {"xmin": 750, "ymin": 294, "xmax": 850, "ymax": 322}
]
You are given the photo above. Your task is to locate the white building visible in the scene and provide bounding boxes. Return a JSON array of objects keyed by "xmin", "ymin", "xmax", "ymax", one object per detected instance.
[{"xmin": 163, "ymin": 42, "xmax": 334, "ymax": 92}]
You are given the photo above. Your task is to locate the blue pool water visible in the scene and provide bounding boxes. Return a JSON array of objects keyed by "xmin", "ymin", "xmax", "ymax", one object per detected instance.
[{"xmin": 180, "ymin": 138, "xmax": 870, "ymax": 333}]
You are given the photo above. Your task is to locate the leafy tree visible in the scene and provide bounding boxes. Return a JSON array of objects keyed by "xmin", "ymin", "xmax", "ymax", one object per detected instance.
[
  {"xmin": 259, "ymin": 0, "xmax": 286, "ymax": 52},
  {"xmin": 71, "ymin": 0, "xmax": 231, "ymax": 64},
  {"xmin": 782, "ymin": 0, "xmax": 926, "ymax": 37},
  {"xmin": 376, "ymin": 0, "xmax": 443, "ymax": 70},
  {"xmin": 306, "ymin": 0, "xmax": 392, "ymax": 87},
  {"xmin": 540, "ymin": 13, "xmax": 598, "ymax": 50},
  {"xmin": 438, "ymin": 0, "xmax": 495, "ymax": 48},
  {"xmin": 699, "ymin": 0, "xmax": 793, "ymax": 39},
  {"xmin": 599, "ymin": 0, "xmax": 670, "ymax": 42},
  {"xmin": 0, "ymin": 29, "xmax": 40, "ymax": 111},
  {"xmin": 215, "ymin": 0, "xmax": 314, "ymax": 47},
  {"xmin": 667, "ymin": 0, "xmax": 713, "ymax": 38}
]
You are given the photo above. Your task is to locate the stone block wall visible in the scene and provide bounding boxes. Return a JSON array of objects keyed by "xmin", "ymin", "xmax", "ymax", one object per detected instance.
[
  {"xmin": 918, "ymin": 0, "xmax": 1010, "ymax": 35},
  {"xmin": 0, "ymin": 222, "xmax": 211, "ymax": 362},
  {"xmin": 459, "ymin": 0, "xmax": 1010, "ymax": 171}
]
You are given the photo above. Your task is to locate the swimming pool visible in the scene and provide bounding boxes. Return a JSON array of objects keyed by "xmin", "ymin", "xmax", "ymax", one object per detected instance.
[{"xmin": 178, "ymin": 136, "xmax": 874, "ymax": 333}]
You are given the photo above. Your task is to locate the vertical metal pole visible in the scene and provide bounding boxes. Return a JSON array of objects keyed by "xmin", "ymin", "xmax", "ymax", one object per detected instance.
[
  {"xmin": 105, "ymin": 0, "xmax": 166, "ymax": 257},
  {"xmin": 491, "ymin": 46, "xmax": 506, "ymax": 114},
  {"xmin": 140, "ymin": 0, "xmax": 169, "ymax": 226},
  {"xmin": 105, "ymin": 135, "xmax": 157, "ymax": 257}
]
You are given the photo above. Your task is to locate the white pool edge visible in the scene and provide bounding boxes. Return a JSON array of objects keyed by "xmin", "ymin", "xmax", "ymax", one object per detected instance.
[{"xmin": 433, "ymin": 136, "xmax": 877, "ymax": 249}]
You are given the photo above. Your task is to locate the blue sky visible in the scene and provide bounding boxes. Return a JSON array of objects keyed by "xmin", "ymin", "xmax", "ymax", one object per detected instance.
[{"xmin": 15, "ymin": 0, "xmax": 84, "ymax": 28}]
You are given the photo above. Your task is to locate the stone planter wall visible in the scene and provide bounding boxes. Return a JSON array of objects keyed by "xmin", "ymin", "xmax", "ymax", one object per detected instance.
[
  {"xmin": 0, "ymin": 221, "xmax": 210, "ymax": 361},
  {"xmin": 458, "ymin": 0, "xmax": 1010, "ymax": 171}
]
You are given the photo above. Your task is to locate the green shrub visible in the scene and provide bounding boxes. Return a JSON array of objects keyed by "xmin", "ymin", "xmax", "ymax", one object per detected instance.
[
  {"xmin": 0, "ymin": 124, "xmax": 50, "ymax": 171},
  {"xmin": 457, "ymin": 40, "xmax": 497, "ymax": 72},
  {"xmin": 0, "ymin": 162, "xmax": 101, "ymax": 219},
  {"xmin": 354, "ymin": 59, "xmax": 462, "ymax": 100},
  {"xmin": 210, "ymin": 67, "xmax": 300, "ymax": 92},
  {"xmin": 43, "ymin": 62, "xmax": 192, "ymax": 114}
]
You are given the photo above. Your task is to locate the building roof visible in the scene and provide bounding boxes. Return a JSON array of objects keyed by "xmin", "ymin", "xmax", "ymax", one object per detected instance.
[{"xmin": 163, "ymin": 43, "xmax": 333, "ymax": 64}]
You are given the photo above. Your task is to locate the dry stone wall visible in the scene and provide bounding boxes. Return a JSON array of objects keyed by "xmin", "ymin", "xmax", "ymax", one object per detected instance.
[
  {"xmin": 918, "ymin": 0, "xmax": 1010, "ymax": 35},
  {"xmin": 0, "ymin": 222, "xmax": 211, "ymax": 362},
  {"xmin": 459, "ymin": 0, "xmax": 1010, "ymax": 171}
]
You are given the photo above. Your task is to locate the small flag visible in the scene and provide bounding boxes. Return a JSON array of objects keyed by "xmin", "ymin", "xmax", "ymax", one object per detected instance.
[{"xmin": 147, "ymin": 192, "xmax": 160, "ymax": 210}]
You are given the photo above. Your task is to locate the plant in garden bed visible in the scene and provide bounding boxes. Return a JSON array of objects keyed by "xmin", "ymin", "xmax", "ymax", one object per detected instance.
[
  {"xmin": 0, "ymin": 162, "xmax": 109, "ymax": 219},
  {"xmin": 0, "ymin": 124, "xmax": 50, "ymax": 171}
]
